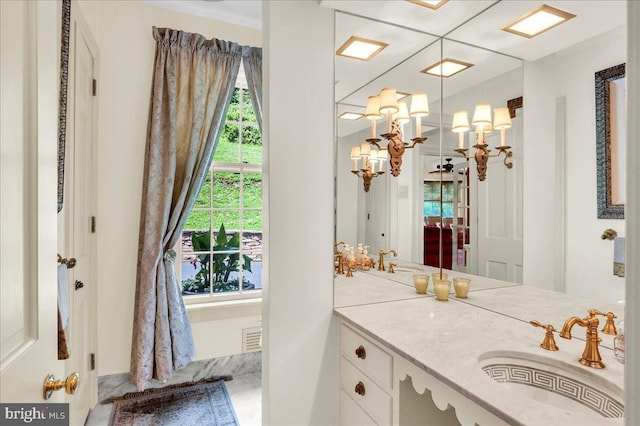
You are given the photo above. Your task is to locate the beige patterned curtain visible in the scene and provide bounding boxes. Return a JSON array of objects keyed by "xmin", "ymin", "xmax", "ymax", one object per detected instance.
[
  {"xmin": 131, "ymin": 27, "xmax": 241, "ymax": 390},
  {"xmin": 242, "ymin": 46, "xmax": 262, "ymax": 129}
]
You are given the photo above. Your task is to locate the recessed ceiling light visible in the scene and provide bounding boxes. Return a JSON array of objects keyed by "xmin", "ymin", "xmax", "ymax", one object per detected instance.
[
  {"xmin": 502, "ymin": 4, "xmax": 576, "ymax": 39},
  {"xmin": 336, "ymin": 36, "xmax": 389, "ymax": 61},
  {"xmin": 338, "ymin": 112, "xmax": 363, "ymax": 120},
  {"xmin": 406, "ymin": 0, "xmax": 448, "ymax": 10},
  {"xmin": 420, "ymin": 58, "xmax": 474, "ymax": 78}
]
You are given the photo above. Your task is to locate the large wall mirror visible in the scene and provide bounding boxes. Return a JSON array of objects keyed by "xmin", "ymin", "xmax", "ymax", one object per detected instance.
[{"xmin": 333, "ymin": 2, "xmax": 627, "ymax": 308}]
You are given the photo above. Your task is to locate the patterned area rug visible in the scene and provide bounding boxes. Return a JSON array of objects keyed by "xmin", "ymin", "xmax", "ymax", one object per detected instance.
[{"xmin": 110, "ymin": 379, "xmax": 238, "ymax": 426}]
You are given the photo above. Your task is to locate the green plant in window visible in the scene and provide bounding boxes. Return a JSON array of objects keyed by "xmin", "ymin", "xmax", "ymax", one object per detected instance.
[{"xmin": 188, "ymin": 223, "xmax": 252, "ymax": 293}]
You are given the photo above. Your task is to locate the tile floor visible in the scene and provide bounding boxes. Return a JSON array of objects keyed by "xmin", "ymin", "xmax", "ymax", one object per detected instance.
[{"xmin": 86, "ymin": 353, "xmax": 262, "ymax": 425}]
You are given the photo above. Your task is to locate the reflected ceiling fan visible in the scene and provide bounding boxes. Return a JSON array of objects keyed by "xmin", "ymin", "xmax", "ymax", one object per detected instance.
[{"xmin": 429, "ymin": 158, "xmax": 454, "ymax": 174}]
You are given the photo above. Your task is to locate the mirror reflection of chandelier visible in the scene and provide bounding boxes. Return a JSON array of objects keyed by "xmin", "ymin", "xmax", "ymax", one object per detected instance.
[
  {"xmin": 360, "ymin": 88, "xmax": 430, "ymax": 177},
  {"xmin": 350, "ymin": 144, "xmax": 388, "ymax": 192},
  {"xmin": 452, "ymin": 104, "xmax": 513, "ymax": 181}
]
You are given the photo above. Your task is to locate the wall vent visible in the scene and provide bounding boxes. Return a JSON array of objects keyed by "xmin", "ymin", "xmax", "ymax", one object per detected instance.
[{"xmin": 242, "ymin": 327, "xmax": 262, "ymax": 353}]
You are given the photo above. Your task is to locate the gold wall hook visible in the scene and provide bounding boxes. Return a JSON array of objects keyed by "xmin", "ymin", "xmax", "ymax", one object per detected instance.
[
  {"xmin": 530, "ymin": 320, "xmax": 559, "ymax": 351},
  {"xmin": 43, "ymin": 372, "xmax": 80, "ymax": 400}
]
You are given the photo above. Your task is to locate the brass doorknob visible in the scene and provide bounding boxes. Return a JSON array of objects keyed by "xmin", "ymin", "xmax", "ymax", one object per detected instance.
[
  {"xmin": 43, "ymin": 372, "xmax": 80, "ymax": 400},
  {"xmin": 354, "ymin": 381, "xmax": 366, "ymax": 396},
  {"xmin": 355, "ymin": 345, "xmax": 366, "ymax": 360}
]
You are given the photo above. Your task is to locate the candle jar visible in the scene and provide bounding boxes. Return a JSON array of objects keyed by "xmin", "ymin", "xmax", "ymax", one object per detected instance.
[
  {"xmin": 434, "ymin": 279, "xmax": 451, "ymax": 301},
  {"xmin": 413, "ymin": 274, "xmax": 429, "ymax": 294},
  {"xmin": 432, "ymin": 272, "xmax": 448, "ymax": 282},
  {"xmin": 453, "ymin": 278, "xmax": 471, "ymax": 298}
]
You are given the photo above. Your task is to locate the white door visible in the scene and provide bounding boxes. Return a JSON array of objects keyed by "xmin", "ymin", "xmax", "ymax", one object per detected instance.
[
  {"xmin": 1, "ymin": 0, "xmax": 66, "ymax": 406},
  {"xmin": 475, "ymin": 113, "xmax": 524, "ymax": 283},
  {"xmin": 366, "ymin": 173, "xmax": 388, "ymax": 256},
  {"xmin": 62, "ymin": 9, "xmax": 99, "ymax": 423}
]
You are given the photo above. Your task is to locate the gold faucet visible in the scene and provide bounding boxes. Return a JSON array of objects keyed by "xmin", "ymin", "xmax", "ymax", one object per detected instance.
[
  {"xmin": 377, "ymin": 250, "xmax": 397, "ymax": 271},
  {"xmin": 559, "ymin": 309, "xmax": 617, "ymax": 369},
  {"xmin": 334, "ymin": 242, "xmax": 346, "ymax": 275}
]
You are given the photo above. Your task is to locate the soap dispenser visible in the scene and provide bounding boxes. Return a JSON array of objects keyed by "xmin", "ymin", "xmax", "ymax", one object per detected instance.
[
  {"xmin": 356, "ymin": 243, "xmax": 364, "ymax": 268},
  {"xmin": 363, "ymin": 246, "xmax": 372, "ymax": 270}
]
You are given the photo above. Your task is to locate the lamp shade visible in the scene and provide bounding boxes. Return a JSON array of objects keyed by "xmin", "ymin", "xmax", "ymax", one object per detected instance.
[
  {"xmin": 472, "ymin": 103, "xmax": 492, "ymax": 128},
  {"xmin": 410, "ymin": 92, "xmax": 430, "ymax": 117},
  {"xmin": 379, "ymin": 87, "xmax": 399, "ymax": 114},
  {"xmin": 364, "ymin": 95, "xmax": 382, "ymax": 120},
  {"xmin": 378, "ymin": 149, "xmax": 388, "ymax": 161},
  {"xmin": 369, "ymin": 149, "xmax": 379, "ymax": 160},
  {"xmin": 360, "ymin": 142, "xmax": 371, "ymax": 157},
  {"xmin": 350, "ymin": 146, "xmax": 361, "ymax": 159},
  {"xmin": 493, "ymin": 107, "xmax": 512, "ymax": 129},
  {"xmin": 395, "ymin": 101, "xmax": 410, "ymax": 124},
  {"xmin": 451, "ymin": 110, "xmax": 470, "ymax": 133}
]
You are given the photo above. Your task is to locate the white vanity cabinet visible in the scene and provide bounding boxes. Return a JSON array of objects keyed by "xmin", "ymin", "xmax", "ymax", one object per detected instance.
[
  {"xmin": 339, "ymin": 321, "xmax": 509, "ymax": 426},
  {"xmin": 339, "ymin": 323, "xmax": 393, "ymax": 425}
]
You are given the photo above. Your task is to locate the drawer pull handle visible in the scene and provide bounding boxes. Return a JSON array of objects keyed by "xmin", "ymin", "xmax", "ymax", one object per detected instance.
[
  {"xmin": 355, "ymin": 345, "xmax": 366, "ymax": 360},
  {"xmin": 354, "ymin": 381, "xmax": 366, "ymax": 396}
]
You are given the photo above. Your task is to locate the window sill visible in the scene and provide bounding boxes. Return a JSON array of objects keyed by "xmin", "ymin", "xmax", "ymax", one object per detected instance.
[{"xmin": 186, "ymin": 297, "xmax": 262, "ymax": 323}]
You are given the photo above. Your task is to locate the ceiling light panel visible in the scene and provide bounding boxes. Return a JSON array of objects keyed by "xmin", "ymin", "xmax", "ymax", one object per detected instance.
[
  {"xmin": 336, "ymin": 36, "xmax": 389, "ymax": 61},
  {"xmin": 502, "ymin": 4, "xmax": 576, "ymax": 38},
  {"xmin": 406, "ymin": 0, "xmax": 448, "ymax": 10},
  {"xmin": 421, "ymin": 58, "xmax": 474, "ymax": 78},
  {"xmin": 338, "ymin": 112, "xmax": 364, "ymax": 120}
]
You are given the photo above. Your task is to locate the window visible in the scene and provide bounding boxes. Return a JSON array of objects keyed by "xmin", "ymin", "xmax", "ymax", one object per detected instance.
[
  {"xmin": 423, "ymin": 181, "xmax": 455, "ymax": 218},
  {"xmin": 178, "ymin": 71, "xmax": 262, "ymax": 301}
]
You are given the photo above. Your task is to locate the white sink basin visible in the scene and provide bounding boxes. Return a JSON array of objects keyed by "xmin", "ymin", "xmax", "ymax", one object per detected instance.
[{"xmin": 478, "ymin": 351, "xmax": 623, "ymax": 418}]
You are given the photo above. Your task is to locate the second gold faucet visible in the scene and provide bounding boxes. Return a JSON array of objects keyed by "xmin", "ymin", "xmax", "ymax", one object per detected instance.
[{"xmin": 378, "ymin": 249, "xmax": 397, "ymax": 271}]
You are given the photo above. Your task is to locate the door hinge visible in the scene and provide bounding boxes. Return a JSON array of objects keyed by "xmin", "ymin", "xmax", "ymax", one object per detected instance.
[
  {"xmin": 90, "ymin": 353, "xmax": 96, "ymax": 371},
  {"xmin": 91, "ymin": 216, "xmax": 96, "ymax": 233},
  {"xmin": 92, "ymin": 79, "xmax": 97, "ymax": 96}
]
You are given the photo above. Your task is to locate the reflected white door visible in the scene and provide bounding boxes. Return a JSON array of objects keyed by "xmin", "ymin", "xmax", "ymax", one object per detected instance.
[
  {"xmin": 1, "ymin": 0, "xmax": 65, "ymax": 405},
  {"xmin": 367, "ymin": 174, "xmax": 388, "ymax": 256},
  {"xmin": 476, "ymin": 112, "xmax": 523, "ymax": 283},
  {"xmin": 63, "ymin": 9, "xmax": 99, "ymax": 422}
]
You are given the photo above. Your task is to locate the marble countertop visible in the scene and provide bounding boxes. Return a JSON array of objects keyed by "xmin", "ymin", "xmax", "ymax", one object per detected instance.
[{"xmin": 334, "ymin": 262, "xmax": 625, "ymax": 426}]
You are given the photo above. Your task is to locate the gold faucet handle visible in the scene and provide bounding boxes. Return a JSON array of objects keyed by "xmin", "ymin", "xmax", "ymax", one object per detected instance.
[
  {"xmin": 600, "ymin": 312, "xmax": 617, "ymax": 335},
  {"xmin": 388, "ymin": 262, "xmax": 396, "ymax": 273},
  {"xmin": 530, "ymin": 320, "xmax": 559, "ymax": 351},
  {"xmin": 588, "ymin": 309, "xmax": 617, "ymax": 335}
]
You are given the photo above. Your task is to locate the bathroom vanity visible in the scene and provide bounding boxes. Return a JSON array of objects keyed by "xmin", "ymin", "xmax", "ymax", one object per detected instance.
[{"xmin": 334, "ymin": 263, "xmax": 624, "ymax": 425}]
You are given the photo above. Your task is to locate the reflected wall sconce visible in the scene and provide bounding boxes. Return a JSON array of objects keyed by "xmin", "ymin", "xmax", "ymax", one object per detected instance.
[
  {"xmin": 350, "ymin": 144, "xmax": 388, "ymax": 192},
  {"xmin": 365, "ymin": 88, "xmax": 430, "ymax": 177},
  {"xmin": 452, "ymin": 104, "xmax": 513, "ymax": 181}
]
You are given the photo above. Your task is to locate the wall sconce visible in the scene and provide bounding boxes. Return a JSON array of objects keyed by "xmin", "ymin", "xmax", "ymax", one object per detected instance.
[
  {"xmin": 365, "ymin": 88, "xmax": 430, "ymax": 177},
  {"xmin": 452, "ymin": 104, "xmax": 513, "ymax": 181},
  {"xmin": 350, "ymin": 144, "xmax": 388, "ymax": 192}
]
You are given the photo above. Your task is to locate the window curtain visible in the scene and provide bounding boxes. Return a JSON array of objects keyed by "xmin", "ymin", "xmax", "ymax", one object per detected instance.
[
  {"xmin": 242, "ymin": 46, "xmax": 262, "ymax": 129},
  {"xmin": 131, "ymin": 27, "xmax": 241, "ymax": 391}
]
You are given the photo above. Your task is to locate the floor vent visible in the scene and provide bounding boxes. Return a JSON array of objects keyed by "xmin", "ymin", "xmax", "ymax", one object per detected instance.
[{"xmin": 242, "ymin": 327, "xmax": 262, "ymax": 353}]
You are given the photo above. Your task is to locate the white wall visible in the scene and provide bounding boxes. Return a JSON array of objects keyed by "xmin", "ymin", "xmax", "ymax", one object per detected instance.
[
  {"xmin": 263, "ymin": 2, "xmax": 337, "ymax": 424},
  {"xmin": 75, "ymin": 0, "xmax": 262, "ymax": 376},
  {"xmin": 523, "ymin": 26, "xmax": 626, "ymax": 303}
]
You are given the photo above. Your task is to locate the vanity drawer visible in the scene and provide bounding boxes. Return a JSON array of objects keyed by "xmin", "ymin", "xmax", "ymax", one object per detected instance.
[
  {"xmin": 339, "ymin": 389, "xmax": 377, "ymax": 426},
  {"xmin": 340, "ymin": 356, "xmax": 392, "ymax": 425},
  {"xmin": 340, "ymin": 324, "xmax": 392, "ymax": 389}
]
